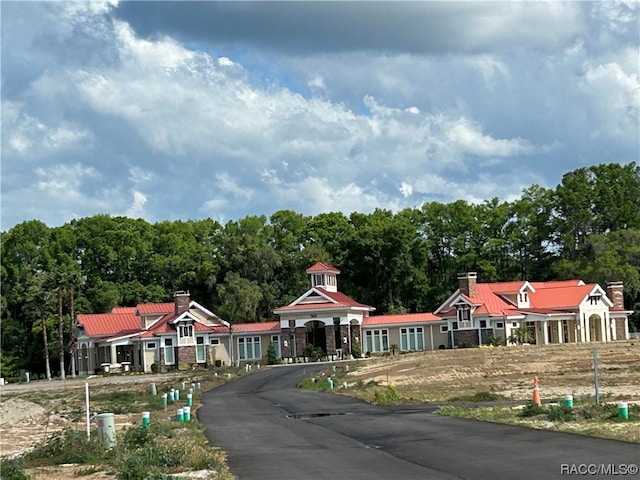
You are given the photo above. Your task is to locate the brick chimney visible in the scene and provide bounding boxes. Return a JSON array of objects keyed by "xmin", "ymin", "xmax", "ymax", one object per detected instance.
[
  {"xmin": 606, "ymin": 282, "xmax": 624, "ymax": 309},
  {"xmin": 174, "ymin": 291, "xmax": 191, "ymax": 315},
  {"xmin": 458, "ymin": 272, "xmax": 477, "ymax": 298}
]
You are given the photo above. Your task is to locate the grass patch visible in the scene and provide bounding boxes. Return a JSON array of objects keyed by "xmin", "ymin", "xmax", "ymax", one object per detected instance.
[
  {"xmin": 438, "ymin": 402, "xmax": 640, "ymax": 443},
  {"xmin": 2, "ymin": 371, "xmax": 241, "ymax": 480},
  {"xmin": 447, "ymin": 391, "xmax": 507, "ymax": 403}
]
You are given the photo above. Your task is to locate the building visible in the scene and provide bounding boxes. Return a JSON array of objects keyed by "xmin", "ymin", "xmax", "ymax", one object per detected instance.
[{"xmin": 75, "ymin": 264, "xmax": 631, "ymax": 374}]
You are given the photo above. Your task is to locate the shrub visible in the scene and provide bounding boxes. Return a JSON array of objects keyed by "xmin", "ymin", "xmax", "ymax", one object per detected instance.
[
  {"xmin": 23, "ymin": 428, "xmax": 104, "ymax": 466},
  {"xmin": 518, "ymin": 402, "xmax": 547, "ymax": 418},
  {"xmin": 547, "ymin": 405, "xmax": 574, "ymax": 422},
  {"xmin": 374, "ymin": 384, "xmax": 399, "ymax": 405},
  {"xmin": 0, "ymin": 459, "xmax": 29, "ymax": 480},
  {"xmin": 267, "ymin": 342, "xmax": 278, "ymax": 365},
  {"xmin": 304, "ymin": 344, "xmax": 323, "ymax": 361},
  {"xmin": 214, "ymin": 360, "xmax": 222, "ymax": 368},
  {"xmin": 448, "ymin": 391, "xmax": 506, "ymax": 402},
  {"xmin": 351, "ymin": 338, "xmax": 362, "ymax": 358},
  {"xmin": 150, "ymin": 362, "xmax": 159, "ymax": 373}
]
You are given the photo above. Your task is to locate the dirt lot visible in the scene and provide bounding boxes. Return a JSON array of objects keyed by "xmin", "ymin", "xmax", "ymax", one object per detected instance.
[
  {"xmin": 348, "ymin": 340, "xmax": 640, "ymax": 402},
  {"xmin": 1, "ymin": 341, "xmax": 638, "ymax": 476}
]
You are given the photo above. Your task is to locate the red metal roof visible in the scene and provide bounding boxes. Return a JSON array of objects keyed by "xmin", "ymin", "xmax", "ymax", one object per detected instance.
[
  {"xmin": 112, "ymin": 307, "xmax": 136, "ymax": 314},
  {"xmin": 208, "ymin": 322, "xmax": 280, "ymax": 334},
  {"xmin": 231, "ymin": 321, "xmax": 281, "ymax": 333},
  {"xmin": 364, "ymin": 313, "xmax": 442, "ymax": 326},
  {"xmin": 530, "ymin": 280, "xmax": 584, "ymax": 289},
  {"xmin": 487, "ymin": 281, "xmax": 527, "ymax": 294},
  {"xmin": 306, "ymin": 262, "xmax": 340, "ymax": 274},
  {"xmin": 137, "ymin": 303, "xmax": 175, "ymax": 314},
  {"xmin": 529, "ymin": 284, "xmax": 595, "ymax": 309},
  {"xmin": 275, "ymin": 288, "xmax": 373, "ymax": 312},
  {"xmin": 78, "ymin": 313, "xmax": 139, "ymax": 337}
]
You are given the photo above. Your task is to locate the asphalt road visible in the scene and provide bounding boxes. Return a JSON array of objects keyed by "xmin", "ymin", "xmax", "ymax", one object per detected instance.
[{"xmin": 198, "ymin": 364, "xmax": 639, "ymax": 480}]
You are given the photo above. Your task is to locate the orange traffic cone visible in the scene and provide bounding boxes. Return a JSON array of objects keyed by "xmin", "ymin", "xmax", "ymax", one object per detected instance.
[{"xmin": 532, "ymin": 376, "xmax": 541, "ymax": 406}]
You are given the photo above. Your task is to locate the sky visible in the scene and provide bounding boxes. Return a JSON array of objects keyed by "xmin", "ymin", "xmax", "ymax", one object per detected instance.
[{"xmin": 1, "ymin": 1, "xmax": 639, "ymax": 231}]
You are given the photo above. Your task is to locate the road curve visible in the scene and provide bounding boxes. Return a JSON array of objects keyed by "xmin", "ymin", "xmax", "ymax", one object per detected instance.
[{"xmin": 198, "ymin": 365, "xmax": 639, "ymax": 480}]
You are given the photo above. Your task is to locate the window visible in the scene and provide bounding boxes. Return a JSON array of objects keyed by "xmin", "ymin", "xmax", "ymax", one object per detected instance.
[
  {"xmin": 365, "ymin": 329, "xmax": 389, "ymax": 353},
  {"xmin": 452, "ymin": 322, "xmax": 459, "ymax": 330},
  {"xmin": 512, "ymin": 322, "xmax": 518, "ymax": 327},
  {"xmin": 440, "ymin": 325, "xmax": 448, "ymax": 333},
  {"xmin": 238, "ymin": 336, "xmax": 261, "ymax": 360},
  {"xmin": 179, "ymin": 325, "xmax": 193, "ymax": 338},
  {"xmin": 271, "ymin": 335, "xmax": 281, "ymax": 358},
  {"xmin": 210, "ymin": 338, "xmax": 220, "ymax": 345},
  {"xmin": 145, "ymin": 342, "xmax": 156, "ymax": 350},
  {"xmin": 400, "ymin": 327, "xmax": 424, "ymax": 351},
  {"xmin": 314, "ymin": 274, "xmax": 323, "ymax": 286},
  {"xmin": 164, "ymin": 338, "xmax": 174, "ymax": 365},
  {"xmin": 479, "ymin": 320, "xmax": 487, "ymax": 328},
  {"xmin": 589, "ymin": 295, "xmax": 600, "ymax": 305},
  {"xmin": 196, "ymin": 337, "xmax": 206, "ymax": 362},
  {"xmin": 457, "ymin": 306, "xmax": 471, "ymax": 327},
  {"xmin": 496, "ymin": 322, "xmax": 504, "ymax": 329}
]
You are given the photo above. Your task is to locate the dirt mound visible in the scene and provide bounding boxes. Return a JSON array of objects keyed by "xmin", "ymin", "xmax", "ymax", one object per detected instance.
[{"xmin": 0, "ymin": 398, "xmax": 68, "ymax": 459}]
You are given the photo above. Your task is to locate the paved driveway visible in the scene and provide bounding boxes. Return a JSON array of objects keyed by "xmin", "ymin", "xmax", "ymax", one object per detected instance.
[{"xmin": 198, "ymin": 365, "xmax": 639, "ymax": 480}]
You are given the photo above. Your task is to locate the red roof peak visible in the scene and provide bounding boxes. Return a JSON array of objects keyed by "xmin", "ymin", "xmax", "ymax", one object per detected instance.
[{"xmin": 306, "ymin": 262, "xmax": 340, "ymax": 274}]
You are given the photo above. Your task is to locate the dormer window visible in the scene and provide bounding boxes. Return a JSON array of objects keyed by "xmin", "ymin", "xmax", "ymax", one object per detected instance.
[
  {"xmin": 456, "ymin": 305, "xmax": 472, "ymax": 328},
  {"xmin": 179, "ymin": 324, "xmax": 193, "ymax": 338},
  {"xmin": 314, "ymin": 274, "xmax": 323, "ymax": 287}
]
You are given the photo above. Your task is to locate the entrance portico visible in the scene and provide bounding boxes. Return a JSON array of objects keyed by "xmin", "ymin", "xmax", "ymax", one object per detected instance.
[{"xmin": 274, "ymin": 262, "xmax": 374, "ymax": 362}]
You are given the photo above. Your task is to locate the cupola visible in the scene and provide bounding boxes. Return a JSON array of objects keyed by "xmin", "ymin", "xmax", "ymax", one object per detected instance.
[{"xmin": 306, "ymin": 262, "xmax": 340, "ymax": 293}]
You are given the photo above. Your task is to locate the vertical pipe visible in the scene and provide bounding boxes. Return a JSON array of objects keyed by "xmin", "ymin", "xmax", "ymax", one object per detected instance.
[
  {"xmin": 85, "ymin": 382, "xmax": 90, "ymax": 439},
  {"xmin": 593, "ymin": 347, "xmax": 600, "ymax": 404}
]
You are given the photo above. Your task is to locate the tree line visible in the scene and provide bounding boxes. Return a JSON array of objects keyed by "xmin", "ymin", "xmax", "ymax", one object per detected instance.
[{"xmin": 2, "ymin": 162, "xmax": 639, "ymax": 378}]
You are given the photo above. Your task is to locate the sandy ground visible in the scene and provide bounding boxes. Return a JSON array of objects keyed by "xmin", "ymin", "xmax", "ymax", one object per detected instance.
[
  {"xmin": 347, "ymin": 341, "xmax": 640, "ymax": 403},
  {"xmin": 1, "ymin": 341, "xmax": 638, "ymax": 477}
]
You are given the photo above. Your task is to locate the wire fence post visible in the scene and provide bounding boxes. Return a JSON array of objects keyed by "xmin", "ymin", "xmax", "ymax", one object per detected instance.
[{"xmin": 592, "ymin": 348, "xmax": 599, "ymax": 405}]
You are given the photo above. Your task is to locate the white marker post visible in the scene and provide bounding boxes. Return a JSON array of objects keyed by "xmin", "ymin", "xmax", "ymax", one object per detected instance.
[{"xmin": 85, "ymin": 382, "xmax": 90, "ymax": 439}]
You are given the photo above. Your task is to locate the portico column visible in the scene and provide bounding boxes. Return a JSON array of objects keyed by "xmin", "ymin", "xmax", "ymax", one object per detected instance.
[
  {"xmin": 295, "ymin": 327, "xmax": 306, "ymax": 359},
  {"xmin": 325, "ymin": 323, "xmax": 336, "ymax": 356},
  {"xmin": 541, "ymin": 321, "xmax": 549, "ymax": 345},
  {"xmin": 339, "ymin": 325, "xmax": 350, "ymax": 355},
  {"xmin": 558, "ymin": 321, "xmax": 564, "ymax": 344},
  {"xmin": 601, "ymin": 314, "xmax": 608, "ymax": 342}
]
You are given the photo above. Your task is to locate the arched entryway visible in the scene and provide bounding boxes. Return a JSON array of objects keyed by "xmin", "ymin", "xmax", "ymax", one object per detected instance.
[{"xmin": 305, "ymin": 320, "xmax": 326, "ymax": 356}]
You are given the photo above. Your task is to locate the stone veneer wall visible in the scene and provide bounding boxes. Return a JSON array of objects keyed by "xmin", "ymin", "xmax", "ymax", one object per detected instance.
[
  {"xmin": 340, "ymin": 325, "xmax": 351, "ymax": 355},
  {"xmin": 295, "ymin": 327, "xmax": 306, "ymax": 358},
  {"xmin": 615, "ymin": 318, "xmax": 627, "ymax": 340},
  {"xmin": 281, "ymin": 327, "xmax": 291, "ymax": 357},
  {"xmin": 177, "ymin": 346, "xmax": 196, "ymax": 368},
  {"xmin": 325, "ymin": 325, "xmax": 336, "ymax": 355}
]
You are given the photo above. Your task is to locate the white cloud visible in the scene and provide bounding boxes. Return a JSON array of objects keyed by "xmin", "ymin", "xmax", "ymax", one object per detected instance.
[
  {"xmin": 579, "ymin": 62, "xmax": 639, "ymax": 139},
  {"xmin": 1, "ymin": 1, "xmax": 636, "ymax": 231},
  {"xmin": 128, "ymin": 167, "xmax": 153, "ymax": 184},
  {"xmin": 125, "ymin": 190, "xmax": 148, "ymax": 219},
  {"xmin": 445, "ymin": 118, "xmax": 534, "ymax": 158},
  {"xmin": 2, "ymin": 102, "xmax": 94, "ymax": 157}
]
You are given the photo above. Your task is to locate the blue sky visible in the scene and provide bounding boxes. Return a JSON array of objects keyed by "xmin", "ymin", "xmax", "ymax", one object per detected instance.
[{"xmin": 2, "ymin": 1, "xmax": 638, "ymax": 231}]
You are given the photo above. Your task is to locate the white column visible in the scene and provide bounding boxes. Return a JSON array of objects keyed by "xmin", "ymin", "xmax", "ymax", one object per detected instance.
[
  {"xmin": 558, "ymin": 321, "xmax": 564, "ymax": 343},
  {"xmin": 541, "ymin": 321, "xmax": 549, "ymax": 345},
  {"xmin": 583, "ymin": 315, "xmax": 590, "ymax": 342},
  {"xmin": 600, "ymin": 314, "xmax": 608, "ymax": 342},
  {"xmin": 429, "ymin": 325, "xmax": 434, "ymax": 351}
]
